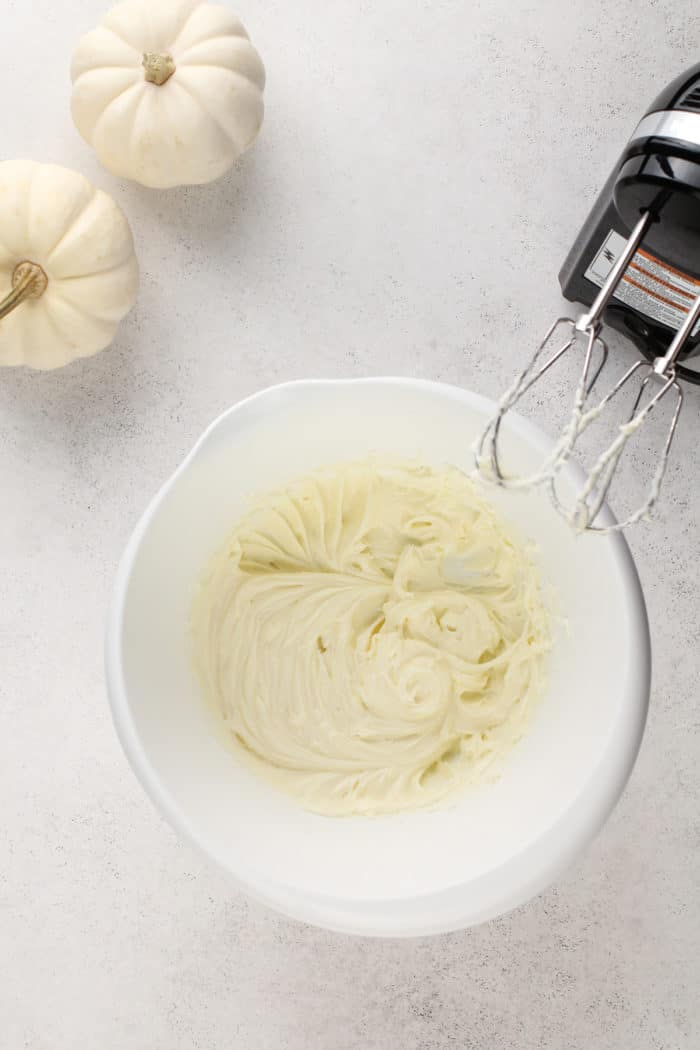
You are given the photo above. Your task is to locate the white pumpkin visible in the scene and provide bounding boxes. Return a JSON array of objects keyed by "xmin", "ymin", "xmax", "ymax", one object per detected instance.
[
  {"xmin": 70, "ymin": 0, "xmax": 266, "ymax": 189},
  {"xmin": 0, "ymin": 161, "xmax": 139, "ymax": 370}
]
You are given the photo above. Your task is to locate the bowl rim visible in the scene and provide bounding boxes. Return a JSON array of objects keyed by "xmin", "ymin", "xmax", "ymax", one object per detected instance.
[{"xmin": 105, "ymin": 376, "xmax": 651, "ymax": 936}]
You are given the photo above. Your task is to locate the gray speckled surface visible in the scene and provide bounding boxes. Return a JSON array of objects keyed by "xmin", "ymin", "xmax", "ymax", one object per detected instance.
[{"xmin": 2, "ymin": 1, "xmax": 699, "ymax": 1046}]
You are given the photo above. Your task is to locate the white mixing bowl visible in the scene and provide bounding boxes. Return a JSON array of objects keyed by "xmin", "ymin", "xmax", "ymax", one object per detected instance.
[{"xmin": 106, "ymin": 378, "xmax": 650, "ymax": 936}]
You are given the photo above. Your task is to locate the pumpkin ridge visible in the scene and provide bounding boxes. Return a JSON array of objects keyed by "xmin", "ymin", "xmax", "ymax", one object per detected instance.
[
  {"xmin": 174, "ymin": 59, "xmax": 263, "ymax": 89},
  {"xmin": 43, "ymin": 292, "xmax": 120, "ymax": 345},
  {"xmin": 73, "ymin": 27, "xmax": 141, "ymax": 73},
  {"xmin": 156, "ymin": 0, "xmax": 203, "ymax": 53},
  {"xmin": 51, "ymin": 245, "xmax": 138, "ymax": 283},
  {"xmin": 170, "ymin": 6, "xmax": 248, "ymax": 53},
  {"xmin": 34, "ymin": 294, "xmax": 71, "ymax": 347},
  {"xmin": 48, "ymin": 282, "xmax": 134, "ymax": 325},
  {"xmin": 128, "ymin": 88, "xmax": 153, "ymax": 168},
  {"xmin": 99, "ymin": 22, "xmax": 143, "ymax": 55},
  {"xmin": 0, "ymin": 231, "xmax": 17, "ymax": 266},
  {"xmin": 73, "ymin": 75, "xmax": 142, "ymax": 145},
  {"xmin": 175, "ymin": 32, "xmax": 251, "ymax": 61},
  {"xmin": 0, "ymin": 307, "xmax": 29, "ymax": 366},
  {"xmin": 74, "ymin": 61, "xmax": 141, "ymax": 76},
  {"xmin": 90, "ymin": 81, "xmax": 145, "ymax": 171},
  {"xmin": 173, "ymin": 75, "xmax": 241, "ymax": 151},
  {"xmin": 45, "ymin": 186, "xmax": 99, "ymax": 263}
]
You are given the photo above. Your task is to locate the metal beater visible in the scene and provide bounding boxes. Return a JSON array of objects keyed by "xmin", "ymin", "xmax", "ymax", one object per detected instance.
[{"xmin": 476, "ymin": 211, "xmax": 694, "ymax": 532}]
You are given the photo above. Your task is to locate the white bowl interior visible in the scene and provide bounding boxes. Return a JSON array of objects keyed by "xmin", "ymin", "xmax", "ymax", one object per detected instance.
[{"xmin": 110, "ymin": 379, "xmax": 649, "ymax": 930}]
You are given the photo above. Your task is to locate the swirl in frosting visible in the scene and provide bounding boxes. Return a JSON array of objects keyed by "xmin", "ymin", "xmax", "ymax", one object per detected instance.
[{"xmin": 192, "ymin": 460, "xmax": 549, "ymax": 815}]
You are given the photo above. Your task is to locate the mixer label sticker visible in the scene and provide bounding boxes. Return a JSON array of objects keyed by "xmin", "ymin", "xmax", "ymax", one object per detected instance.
[{"xmin": 585, "ymin": 228, "xmax": 700, "ymax": 335}]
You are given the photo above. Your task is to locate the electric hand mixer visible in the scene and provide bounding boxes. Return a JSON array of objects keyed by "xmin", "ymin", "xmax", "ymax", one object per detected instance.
[{"xmin": 476, "ymin": 63, "xmax": 700, "ymax": 532}]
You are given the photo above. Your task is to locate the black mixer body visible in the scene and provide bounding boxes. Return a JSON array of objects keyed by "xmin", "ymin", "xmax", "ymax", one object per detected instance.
[{"xmin": 560, "ymin": 62, "xmax": 700, "ymax": 384}]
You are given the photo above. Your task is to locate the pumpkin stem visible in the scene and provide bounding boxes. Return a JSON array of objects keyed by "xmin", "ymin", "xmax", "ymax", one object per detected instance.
[
  {"xmin": 0, "ymin": 261, "xmax": 48, "ymax": 321},
  {"xmin": 143, "ymin": 52, "xmax": 176, "ymax": 86}
]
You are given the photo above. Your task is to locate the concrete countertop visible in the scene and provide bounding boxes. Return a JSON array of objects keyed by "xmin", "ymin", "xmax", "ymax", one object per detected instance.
[{"xmin": 2, "ymin": 1, "xmax": 698, "ymax": 1046}]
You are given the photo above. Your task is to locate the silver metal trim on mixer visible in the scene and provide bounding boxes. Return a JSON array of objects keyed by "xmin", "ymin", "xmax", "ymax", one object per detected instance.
[{"xmin": 628, "ymin": 109, "xmax": 700, "ymax": 147}]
